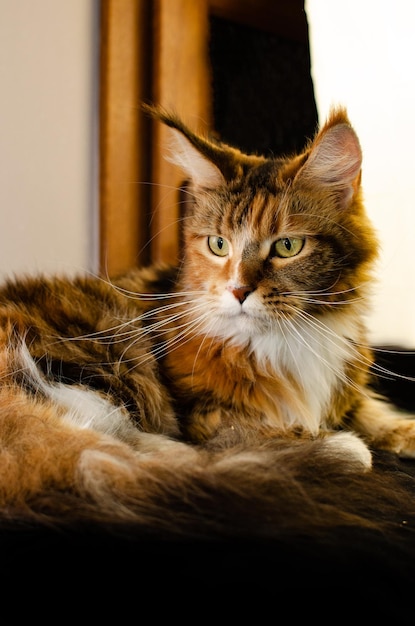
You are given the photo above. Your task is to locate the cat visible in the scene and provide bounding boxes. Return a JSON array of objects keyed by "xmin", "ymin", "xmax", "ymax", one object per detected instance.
[{"xmin": 0, "ymin": 103, "xmax": 415, "ymax": 542}]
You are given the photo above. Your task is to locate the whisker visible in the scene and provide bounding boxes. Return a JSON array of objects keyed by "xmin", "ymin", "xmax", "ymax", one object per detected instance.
[
  {"xmin": 275, "ymin": 314, "xmax": 307, "ymax": 389},
  {"xmin": 119, "ymin": 308, "xmax": 213, "ymax": 370},
  {"xmin": 291, "ymin": 295, "xmax": 364, "ymax": 306},
  {"xmin": 288, "ymin": 211, "xmax": 364, "ymax": 239},
  {"xmin": 280, "ymin": 306, "xmax": 373, "ymax": 396},
  {"xmin": 45, "ymin": 295, "xmax": 205, "ymax": 346},
  {"xmin": 190, "ymin": 316, "xmax": 222, "ymax": 380},
  {"xmin": 285, "ymin": 304, "xmax": 415, "ymax": 384},
  {"xmin": 281, "ymin": 312, "xmax": 347, "ymax": 377},
  {"xmin": 281, "ymin": 279, "xmax": 370, "ymax": 300}
]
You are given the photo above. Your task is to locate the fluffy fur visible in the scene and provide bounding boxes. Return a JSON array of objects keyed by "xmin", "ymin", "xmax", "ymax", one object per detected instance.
[{"xmin": 0, "ymin": 105, "xmax": 415, "ymax": 547}]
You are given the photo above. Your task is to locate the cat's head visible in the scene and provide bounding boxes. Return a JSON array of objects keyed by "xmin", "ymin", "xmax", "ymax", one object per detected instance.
[{"xmin": 146, "ymin": 104, "xmax": 378, "ymax": 346}]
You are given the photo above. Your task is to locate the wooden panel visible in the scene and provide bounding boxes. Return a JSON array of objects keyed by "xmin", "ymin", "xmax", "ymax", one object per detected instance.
[
  {"xmin": 99, "ymin": 0, "xmax": 307, "ymax": 272},
  {"xmin": 150, "ymin": 0, "xmax": 212, "ymax": 264},
  {"xmin": 99, "ymin": 0, "xmax": 151, "ymax": 276}
]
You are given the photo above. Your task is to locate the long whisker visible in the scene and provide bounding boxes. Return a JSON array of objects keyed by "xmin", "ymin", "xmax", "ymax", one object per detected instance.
[
  {"xmin": 119, "ymin": 307, "xmax": 213, "ymax": 370},
  {"xmin": 46, "ymin": 294, "xmax": 204, "ymax": 346},
  {"xmin": 275, "ymin": 314, "xmax": 306, "ymax": 388},
  {"xmin": 281, "ymin": 280, "xmax": 370, "ymax": 300},
  {"xmin": 190, "ymin": 316, "xmax": 222, "ymax": 381},
  {"xmin": 284, "ymin": 304, "xmax": 415, "ymax": 384},
  {"xmin": 280, "ymin": 310, "xmax": 369, "ymax": 397},
  {"xmin": 288, "ymin": 211, "xmax": 364, "ymax": 239},
  {"xmin": 291, "ymin": 295, "xmax": 365, "ymax": 306}
]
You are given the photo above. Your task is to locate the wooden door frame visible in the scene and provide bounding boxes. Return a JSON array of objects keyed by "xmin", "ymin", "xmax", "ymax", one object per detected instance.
[
  {"xmin": 99, "ymin": 0, "xmax": 211, "ymax": 275},
  {"xmin": 99, "ymin": 0, "xmax": 306, "ymax": 275}
]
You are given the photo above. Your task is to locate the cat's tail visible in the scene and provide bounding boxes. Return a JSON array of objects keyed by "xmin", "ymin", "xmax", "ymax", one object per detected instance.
[
  {"xmin": 0, "ymin": 326, "xmax": 412, "ymax": 548},
  {"xmin": 0, "ymin": 377, "xmax": 412, "ymax": 544}
]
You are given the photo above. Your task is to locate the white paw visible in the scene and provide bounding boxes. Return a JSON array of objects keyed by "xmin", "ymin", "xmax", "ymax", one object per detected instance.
[{"xmin": 323, "ymin": 431, "xmax": 372, "ymax": 471}]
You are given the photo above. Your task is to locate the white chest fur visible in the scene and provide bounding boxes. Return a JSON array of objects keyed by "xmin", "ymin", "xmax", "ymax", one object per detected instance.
[
  {"xmin": 206, "ymin": 293, "xmax": 361, "ymax": 434},
  {"xmin": 249, "ymin": 312, "xmax": 360, "ymax": 433}
]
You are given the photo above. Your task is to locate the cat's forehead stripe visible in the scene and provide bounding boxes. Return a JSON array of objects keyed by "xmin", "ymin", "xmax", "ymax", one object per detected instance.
[{"xmin": 222, "ymin": 190, "xmax": 285, "ymax": 239}]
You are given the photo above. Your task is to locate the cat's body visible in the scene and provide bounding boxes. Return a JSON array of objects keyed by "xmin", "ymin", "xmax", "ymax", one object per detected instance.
[{"xmin": 1, "ymin": 105, "xmax": 415, "ymax": 539}]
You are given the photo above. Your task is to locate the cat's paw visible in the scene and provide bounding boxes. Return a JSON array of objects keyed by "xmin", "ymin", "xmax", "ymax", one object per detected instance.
[
  {"xmin": 387, "ymin": 421, "xmax": 415, "ymax": 459},
  {"xmin": 353, "ymin": 398, "xmax": 415, "ymax": 459},
  {"xmin": 322, "ymin": 431, "xmax": 372, "ymax": 471},
  {"xmin": 386, "ymin": 412, "xmax": 415, "ymax": 458}
]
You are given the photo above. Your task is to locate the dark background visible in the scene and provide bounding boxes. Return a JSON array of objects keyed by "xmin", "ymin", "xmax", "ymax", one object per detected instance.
[{"xmin": 209, "ymin": 11, "xmax": 318, "ymax": 157}]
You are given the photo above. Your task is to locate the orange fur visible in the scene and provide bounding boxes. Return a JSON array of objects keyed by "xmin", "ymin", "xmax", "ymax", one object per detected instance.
[{"xmin": 0, "ymin": 105, "xmax": 414, "ymax": 530}]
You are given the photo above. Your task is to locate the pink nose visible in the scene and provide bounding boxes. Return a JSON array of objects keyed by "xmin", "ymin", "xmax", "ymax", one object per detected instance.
[{"xmin": 227, "ymin": 285, "xmax": 252, "ymax": 304}]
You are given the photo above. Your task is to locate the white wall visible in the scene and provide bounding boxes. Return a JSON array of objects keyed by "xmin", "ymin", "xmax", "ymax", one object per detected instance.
[
  {"xmin": 0, "ymin": 0, "xmax": 98, "ymax": 279},
  {"xmin": 306, "ymin": 0, "xmax": 415, "ymax": 347}
]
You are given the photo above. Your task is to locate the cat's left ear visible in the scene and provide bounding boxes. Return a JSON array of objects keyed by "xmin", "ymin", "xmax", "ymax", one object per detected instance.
[{"xmin": 294, "ymin": 110, "xmax": 362, "ymax": 206}]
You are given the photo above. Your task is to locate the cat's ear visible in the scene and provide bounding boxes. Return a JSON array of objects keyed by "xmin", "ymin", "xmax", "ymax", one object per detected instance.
[
  {"xmin": 294, "ymin": 109, "xmax": 362, "ymax": 205},
  {"xmin": 165, "ymin": 127, "xmax": 225, "ymax": 189},
  {"xmin": 143, "ymin": 102, "xmax": 267, "ymax": 188},
  {"xmin": 142, "ymin": 103, "xmax": 226, "ymax": 188}
]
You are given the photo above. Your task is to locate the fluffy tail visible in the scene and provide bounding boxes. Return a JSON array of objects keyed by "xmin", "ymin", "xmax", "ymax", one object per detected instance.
[{"xmin": 0, "ymin": 382, "xmax": 413, "ymax": 542}]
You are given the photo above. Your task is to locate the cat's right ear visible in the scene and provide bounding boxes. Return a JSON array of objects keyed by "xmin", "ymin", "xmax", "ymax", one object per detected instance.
[
  {"xmin": 165, "ymin": 127, "xmax": 226, "ymax": 189},
  {"xmin": 142, "ymin": 103, "xmax": 225, "ymax": 189}
]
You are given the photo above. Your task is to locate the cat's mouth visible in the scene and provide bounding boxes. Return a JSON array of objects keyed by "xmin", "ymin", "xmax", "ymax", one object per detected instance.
[{"xmin": 214, "ymin": 305, "xmax": 272, "ymax": 335}]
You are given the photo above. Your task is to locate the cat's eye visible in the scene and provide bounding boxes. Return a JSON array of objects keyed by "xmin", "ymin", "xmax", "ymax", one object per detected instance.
[
  {"xmin": 272, "ymin": 237, "xmax": 305, "ymax": 258},
  {"xmin": 208, "ymin": 236, "xmax": 229, "ymax": 257}
]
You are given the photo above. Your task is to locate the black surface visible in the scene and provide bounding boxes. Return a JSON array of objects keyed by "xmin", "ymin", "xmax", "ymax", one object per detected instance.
[{"xmin": 1, "ymin": 348, "xmax": 415, "ymax": 620}]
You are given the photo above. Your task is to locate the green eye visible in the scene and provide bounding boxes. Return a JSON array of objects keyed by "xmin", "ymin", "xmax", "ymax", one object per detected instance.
[
  {"xmin": 272, "ymin": 237, "xmax": 305, "ymax": 258},
  {"xmin": 208, "ymin": 236, "xmax": 229, "ymax": 257}
]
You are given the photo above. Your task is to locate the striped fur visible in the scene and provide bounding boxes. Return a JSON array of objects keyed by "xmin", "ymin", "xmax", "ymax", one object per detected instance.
[{"xmin": 0, "ymin": 106, "xmax": 414, "ymax": 534}]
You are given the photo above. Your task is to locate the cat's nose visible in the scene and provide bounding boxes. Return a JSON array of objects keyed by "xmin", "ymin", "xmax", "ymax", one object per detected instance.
[{"xmin": 227, "ymin": 285, "xmax": 252, "ymax": 303}]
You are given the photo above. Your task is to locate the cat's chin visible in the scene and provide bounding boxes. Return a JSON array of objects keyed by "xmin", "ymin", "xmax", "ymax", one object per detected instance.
[
  {"xmin": 209, "ymin": 292, "xmax": 276, "ymax": 339},
  {"xmin": 205, "ymin": 310, "xmax": 271, "ymax": 345}
]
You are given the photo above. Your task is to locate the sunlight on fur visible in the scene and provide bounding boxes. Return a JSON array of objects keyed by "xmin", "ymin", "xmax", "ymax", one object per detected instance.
[{"xmin": 0, "ymin": 104, "xmax": 414, "ymax": 530}]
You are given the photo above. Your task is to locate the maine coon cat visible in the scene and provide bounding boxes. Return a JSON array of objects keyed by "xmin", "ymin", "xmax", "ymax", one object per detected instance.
[{"xmin": 0, "ymin": 104, "xmax": 415, "ymax": 537}]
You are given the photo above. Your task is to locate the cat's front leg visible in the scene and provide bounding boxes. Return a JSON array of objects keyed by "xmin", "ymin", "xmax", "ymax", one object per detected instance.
[
  {"xmin": 181, "ymin": 398, "xmax": 288, "ymax": 447},
  {"xmin": 183, "ymin": 402, "xmax": 373, "ymax": 471},
  {"xmin": 182, "ymin": 403, "xmax": 229, "ymax": 445},
  {"xmin": 350, "ymin": 395, "xmax": 415, "ymax": 457}
]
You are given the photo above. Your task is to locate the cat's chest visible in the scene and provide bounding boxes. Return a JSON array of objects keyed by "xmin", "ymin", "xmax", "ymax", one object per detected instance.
[{"xmin": 165, "ymin": 312, "xmax": 359, "ymax": 437}]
